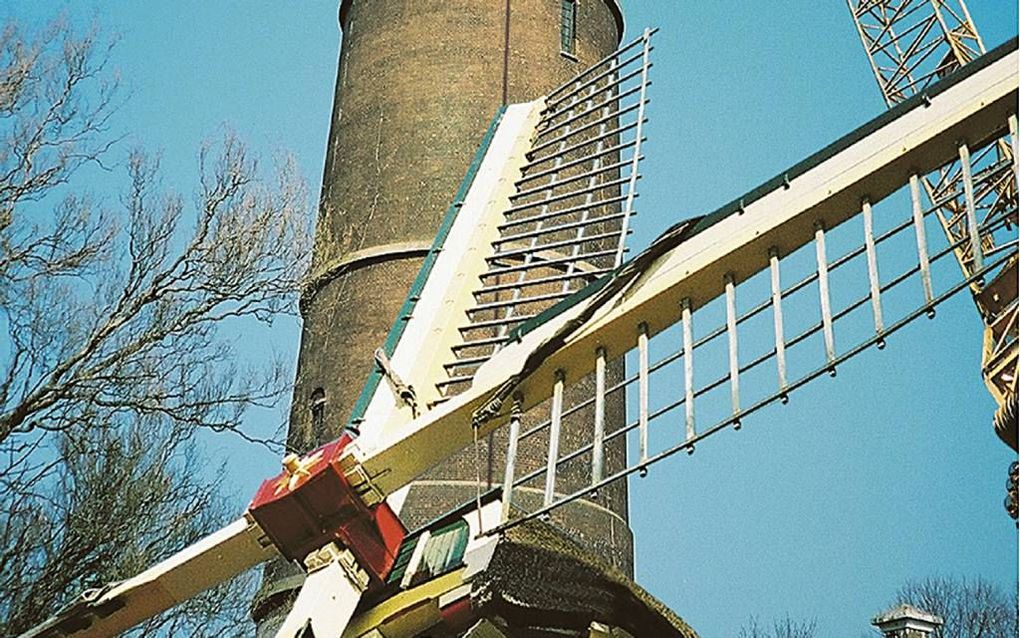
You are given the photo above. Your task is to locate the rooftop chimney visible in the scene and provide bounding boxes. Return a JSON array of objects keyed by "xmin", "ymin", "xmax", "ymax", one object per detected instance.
[{"xmin": 872, "ymin": 604, "xmax": 944, "ymax": 638}]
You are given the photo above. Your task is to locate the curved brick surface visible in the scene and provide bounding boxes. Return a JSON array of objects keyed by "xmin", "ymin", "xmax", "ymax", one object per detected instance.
[{"xmin": 259, "ymin": 1, "xmax": 631, "ymax": 631}]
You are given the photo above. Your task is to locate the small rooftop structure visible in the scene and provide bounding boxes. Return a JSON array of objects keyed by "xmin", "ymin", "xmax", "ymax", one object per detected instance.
[{"xmin": 872, "ymin": 604, "xmax": 944, "ymax": 638}]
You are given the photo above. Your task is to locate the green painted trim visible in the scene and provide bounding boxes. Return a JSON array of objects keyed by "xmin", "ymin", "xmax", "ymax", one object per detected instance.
[
  {"xmin": 509, "ymin": 37, "xmax": 1018, "ymax": 342},
  {"xmin": 347, "ymin": 106, "xmax": 509, "ymax": 429}
]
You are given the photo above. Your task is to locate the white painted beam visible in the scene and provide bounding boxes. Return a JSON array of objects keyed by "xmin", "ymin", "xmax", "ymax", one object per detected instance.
[
  {"xmin": 359, "ymin": 101, "xmax": 543, "ymax": 451},
  {"xmin": 19, "ymin": 517, "xmax": 276, "ymax": 638},
  {"xmin": 353, "ymin": 46, "xmax": 1018, "ymax": 497}
]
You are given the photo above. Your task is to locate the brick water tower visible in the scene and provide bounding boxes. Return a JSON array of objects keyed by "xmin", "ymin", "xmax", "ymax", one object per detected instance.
[{"xmin": 253, "ymin": 1, "xmax": 634, "ymax": 632}]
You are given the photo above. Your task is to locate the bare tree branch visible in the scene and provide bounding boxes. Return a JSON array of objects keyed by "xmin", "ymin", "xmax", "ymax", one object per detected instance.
[
  {"xmin": 0, "ymin": 421, "xmax": 256, "ymax": 637},
  {"xmin": 739, "ymin": 615, "xmax": 817, "ymax": 638},
  {"xmin": 0, "ymin": 16, "xmax": 312, "ymax": 635},
  {"xmin": 0, "ymin": 130, "xmax": 311, "ymax": 444},
  {"xmin": 888, "ymin": 575, "xmax": 1018, "ymax": 638},
  {"xmin": 0, "ymin": 18, "xmax": 121, "ymax": 231}
]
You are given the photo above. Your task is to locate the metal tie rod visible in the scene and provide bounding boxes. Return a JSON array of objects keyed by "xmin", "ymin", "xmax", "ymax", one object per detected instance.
[
  {"xmin": 495, "ymin": 212, "xmax": 627, "ymax": 246},
  {"xmin": 544, "ymin": 27, "xmax": 659, "ymax": 101},
  {"xmin": 518, "ymin": 139, "xmax": 644, "ymax": 186},
  {"xmin": 503, "ymin": 176, "xmax": 637, "ymax": 217},
  {"xmin": 482, "ymin": 249, "xmax": 618, "ymax": 277},
  {"xmin": 498, "ymin": 194, "xmax": 632, "ymax": 232},
  {"xmin": 511, "ymin": 158, "xmax": 637, "ymax": 202},
  {"xmin": 475, "ymin": 268, "xmax": 610, "ymax": 295}
]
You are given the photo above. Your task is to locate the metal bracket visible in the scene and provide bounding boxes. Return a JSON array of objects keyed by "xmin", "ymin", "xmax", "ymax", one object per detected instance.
[
  {"xmin": 275, "ymin": 543, "xmax": 369, "ymax": 638},
  {"xmin": 337, "ymin": 447, "xmax": 387, "ymax": 508},
  {"xmin": 375, "ymin": 348, "xmax": 419, "ymax": 418},
  {"xmin": 304, "ymin": 542, "xmax": 371, "ymax": 590}
]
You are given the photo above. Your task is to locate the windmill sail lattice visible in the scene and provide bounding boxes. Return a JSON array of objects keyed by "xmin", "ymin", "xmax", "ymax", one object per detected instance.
[
  {"xmin": 15, "ymin": 26, "xmax": 1017, "ymax": 638},
  {"xmin": 438, "ymin": 29, "xmax": 655, "ymax": 397},
  {"xmin": 388, "ymin": 38, "xmax": 1016, "ymax": 533}
]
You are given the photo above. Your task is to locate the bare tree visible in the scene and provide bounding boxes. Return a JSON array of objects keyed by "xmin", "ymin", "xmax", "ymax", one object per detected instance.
[
  {"xmin": 0, "ymin": 16, "xmax": 310, "ymax": 446},
  {"xmin": 0, "ymin": 132, "xmax": 310, "ymax": 446},
  {"xmin": 0, "ymin": 420, "xmax": 255, "ymax": 637},
  {"xmin": 0, "ymin": 17, "xmax": 118, "ymax": 233},
  {"xmin": 739, "ymin": 616, "xmax": 817, "ymax": 638},
  {"xmin": 0, "ymin": 16, "xmax": 311, "ymax": 635},
  {"xmin": 887, "ymin": 576, "xmax": 1018, "ymax": 638}
]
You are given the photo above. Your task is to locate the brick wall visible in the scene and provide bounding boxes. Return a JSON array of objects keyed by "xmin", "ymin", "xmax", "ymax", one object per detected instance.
[{"xmin": 257, "ymin": 2, "xmax": 630, "ymax": 631}]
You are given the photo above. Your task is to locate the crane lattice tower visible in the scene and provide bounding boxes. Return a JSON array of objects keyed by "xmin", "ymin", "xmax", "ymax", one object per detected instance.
[{"xmin": 847, "ymin": 0, "xmax": 1018, "ymax": 450}]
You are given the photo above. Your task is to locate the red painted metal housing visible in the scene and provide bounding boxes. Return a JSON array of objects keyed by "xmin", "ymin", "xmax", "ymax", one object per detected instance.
[
  {"xmin": 438, "ymin": 596, "xmax": 475, "ymax": 633},
  {"xmin": 249, "ymin": 435, "xmax": 406, "ymax": 586}
]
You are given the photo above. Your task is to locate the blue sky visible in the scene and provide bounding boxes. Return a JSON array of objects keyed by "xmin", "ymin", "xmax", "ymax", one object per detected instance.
[{"xmin": 2, "ymin": 1, "xmax": 1016, "ymax": 636}]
